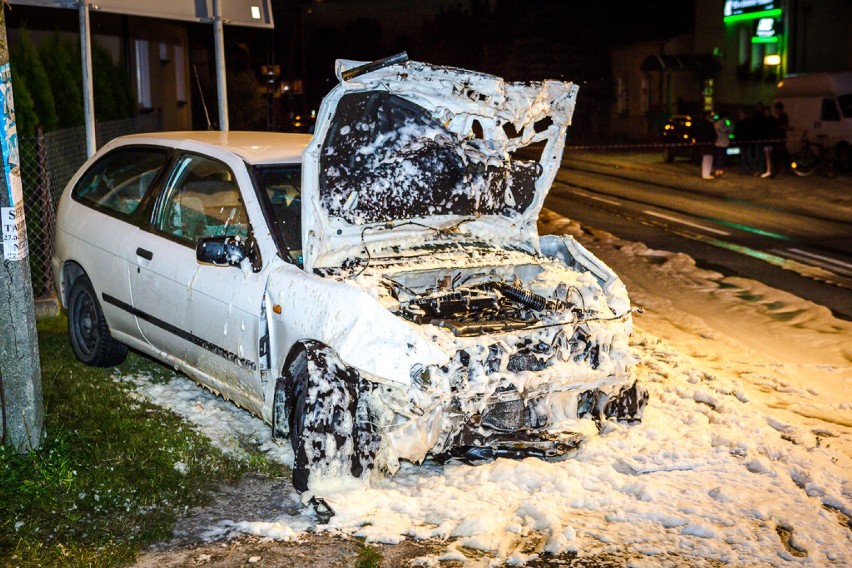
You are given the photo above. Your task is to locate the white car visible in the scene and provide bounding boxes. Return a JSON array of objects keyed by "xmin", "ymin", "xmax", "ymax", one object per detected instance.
[{"xmin": 53, "ymin": 55, "xmax": 647, "ymax": 492}]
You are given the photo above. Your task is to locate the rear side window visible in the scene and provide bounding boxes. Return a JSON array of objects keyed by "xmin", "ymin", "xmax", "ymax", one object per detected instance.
[{"xmin": 72, "ymin": 147, "xmax": 169, "ymax": 215}]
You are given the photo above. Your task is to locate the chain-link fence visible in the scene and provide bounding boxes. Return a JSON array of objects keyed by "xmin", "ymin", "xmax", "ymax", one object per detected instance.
[{"xmin": 18, "ymin": 112, "xmax": 162, "ymax": 301}]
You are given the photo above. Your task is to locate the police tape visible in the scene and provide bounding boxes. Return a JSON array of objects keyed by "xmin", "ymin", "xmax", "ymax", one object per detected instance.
[{"xmin": 564, "ymin": 138, "xmax": 789, "ymax": 151}]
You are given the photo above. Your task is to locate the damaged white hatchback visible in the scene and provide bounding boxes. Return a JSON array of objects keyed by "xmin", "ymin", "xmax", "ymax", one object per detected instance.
[{"xmin": 53, "ymin": 54, "xmax": 647, "ymax": 492}]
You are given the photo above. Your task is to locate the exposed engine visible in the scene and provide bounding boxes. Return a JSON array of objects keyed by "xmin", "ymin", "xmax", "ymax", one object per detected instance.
[{"xmin": 393, "ymin": 279, "xmax": 571, "ymax": 337}]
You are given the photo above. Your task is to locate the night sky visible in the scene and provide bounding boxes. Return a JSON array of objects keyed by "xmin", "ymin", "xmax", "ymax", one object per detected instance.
[{"xmin": 264, "ymin": 0, "xmax": 696, "ymax": 110}]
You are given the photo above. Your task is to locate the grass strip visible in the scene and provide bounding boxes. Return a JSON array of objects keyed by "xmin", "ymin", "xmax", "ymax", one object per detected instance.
[{"xmin": 1, "ymin": 316, "xmax": 266, "ymax": 566}]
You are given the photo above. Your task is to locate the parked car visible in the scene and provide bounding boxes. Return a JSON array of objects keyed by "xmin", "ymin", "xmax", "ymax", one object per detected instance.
[
  {"xmin": 661, "ymin": 114, "xmax": 740, "ymax": 162},
  {"xmin": 53, "ymin": 56, "xmax": 647, "ymax": 492}
]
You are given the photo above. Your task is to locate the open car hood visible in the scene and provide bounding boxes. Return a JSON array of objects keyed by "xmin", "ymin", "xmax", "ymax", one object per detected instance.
[{"xmin": 302, "ymin": 55, "xmax": 578, "ymax": 271}]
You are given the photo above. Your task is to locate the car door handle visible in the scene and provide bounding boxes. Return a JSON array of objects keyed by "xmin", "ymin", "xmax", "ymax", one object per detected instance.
[{"xmin": 136, "ymin": 247, "xmax": 153, "ymax": 261}]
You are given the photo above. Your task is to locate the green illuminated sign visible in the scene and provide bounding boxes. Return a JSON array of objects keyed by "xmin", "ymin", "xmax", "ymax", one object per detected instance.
[
  {"xmin": 751, "ymin": 36, "xmax": 779, "ymax": 43},
  {"xmin": 724, "ymin": 8, "xmax": 782, "ymax": 23}
]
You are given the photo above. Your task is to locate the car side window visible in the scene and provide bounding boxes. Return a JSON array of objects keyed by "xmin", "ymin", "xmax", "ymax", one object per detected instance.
[
  {"xmin": 821, "ymin": 98, "xmax": 841, "ymax": 121},
  {"xmin": 72, "ymin": 147, "xmax": 168, "ymax": 215},
  {"xmin": 156, "ymin": 154, "xmax": 249, "ymax": 245},
  {"xmin": 252, "ymin": 165, "xmax": 302, "ymax": 266}
]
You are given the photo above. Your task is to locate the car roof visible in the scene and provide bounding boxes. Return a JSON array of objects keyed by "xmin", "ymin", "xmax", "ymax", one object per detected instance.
[{"xmin": 117, "ymin": 131, "xmax": 312, "ymax": 164}]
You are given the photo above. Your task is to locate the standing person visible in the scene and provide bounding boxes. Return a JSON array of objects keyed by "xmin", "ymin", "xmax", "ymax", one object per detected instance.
[
  {"xmin": 751, "ymin": 102, "xmax": 774, "ymax": 177},
  {"xmin": 734, "ymin": 108, "xmax": 755, "ymax": 174},
  {"xmin": 697, "ymin": 111, "xmax": 717, "ymax": 179},
  {"xmin": 772, "ymin": 101, "xmax": 790, "ymax": 175},
  {"xmin": 713, "ymin": 113, "xmax": 733, "ymax": 177}
]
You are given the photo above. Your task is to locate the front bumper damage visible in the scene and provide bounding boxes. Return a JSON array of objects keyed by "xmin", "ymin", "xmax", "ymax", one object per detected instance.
[
  {"xmin": 436, "ymin": 432, "xmax": 584, "ymax": 464},
  {"xmin": 374, "ymin": 373, "xmax": 648, "ymax": 472},
  {"xmin": 438, "ymin": 379, "xmax": 647, "ymax": 464}
]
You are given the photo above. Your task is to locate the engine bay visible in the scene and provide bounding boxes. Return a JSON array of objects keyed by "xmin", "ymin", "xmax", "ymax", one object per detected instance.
[{"xmin": 378, "ymin": 261, "xmax": 588, "ymax": 338}]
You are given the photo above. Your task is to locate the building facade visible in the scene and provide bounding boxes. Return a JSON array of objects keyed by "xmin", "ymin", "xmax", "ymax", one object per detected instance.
[{"xmin": 610, "ymin": 0, "xmax": 852, "ymax": 140}]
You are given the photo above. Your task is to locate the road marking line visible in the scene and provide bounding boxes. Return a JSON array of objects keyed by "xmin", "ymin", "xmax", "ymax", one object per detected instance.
[
  {"xmin": 642, "ymin": 210, "xmax": 730, "ymax": 236},
  {"xmin": 787, "ymin": 248, "xmax": 852, "ymax": 271},
  {"xmin": 568, "ymin": 188, "xmax": 622, "ymax": 206},
  {"xmin": 773, "ymin": 248, "xmax": 852, "ymax": 276}
]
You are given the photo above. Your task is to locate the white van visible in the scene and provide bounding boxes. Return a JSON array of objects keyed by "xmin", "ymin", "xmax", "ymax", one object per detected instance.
[{"xmin": 774, "ymin": 72, "xmax": 852, "ymax": 168}]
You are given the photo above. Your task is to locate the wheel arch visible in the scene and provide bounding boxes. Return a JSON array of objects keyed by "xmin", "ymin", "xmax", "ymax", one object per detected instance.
[
  {"xmin": 60, "ymin": 260, "xmax": 87, "ymax": 309},
  {"xmin": 272, "ymin": 339, "xmax": 358, "ymax": 440}
]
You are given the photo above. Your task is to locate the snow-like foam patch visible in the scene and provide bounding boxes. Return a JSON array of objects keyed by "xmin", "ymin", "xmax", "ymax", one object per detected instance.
[
  {"xmin": 123, "ymin": 321, "xmax": 851, "ymax": 565},
  {"xmin": 122, "ymin": 210, "xmax": 851, "ymax": 565}
]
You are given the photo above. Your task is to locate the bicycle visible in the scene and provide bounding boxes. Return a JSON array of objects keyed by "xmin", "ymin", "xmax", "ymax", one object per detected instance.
[{"xmin": 791, "ymin": 133, "xmax": 835, "ymax": 177}]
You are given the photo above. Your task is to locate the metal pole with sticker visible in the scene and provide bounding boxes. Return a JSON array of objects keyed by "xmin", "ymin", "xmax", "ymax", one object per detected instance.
[{"xmin": 0, "ymin": 5, "xmax": 44, "ymax": 452}]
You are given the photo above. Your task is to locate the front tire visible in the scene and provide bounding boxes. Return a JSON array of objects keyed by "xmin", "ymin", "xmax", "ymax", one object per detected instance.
[
  {"xmin": 285, "ymin": 343, "xmax": 378, "ymax": 492},
  {"xmin": 68, "ymin": 275, "xmax": 127, "ymax": 367},
  {"xmin": 791, "ymin": 150, "xmax": 817, "ymax": 177}
]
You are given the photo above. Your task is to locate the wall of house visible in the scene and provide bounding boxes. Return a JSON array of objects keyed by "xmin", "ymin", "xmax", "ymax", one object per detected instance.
[
  {"xmin": 127, "ymin": 20, "xmax": 192, "ymax": 131},
  {"xmin": 788, "ymin": 0, "xmax": 852, "ymax": 73},
  {"xmin": 6, "ymin": 6, "xmax": 192, "ymax": 132},
  {"xmin": 610, "ymin": 34, "xmax": 698, "ymax": 141}
]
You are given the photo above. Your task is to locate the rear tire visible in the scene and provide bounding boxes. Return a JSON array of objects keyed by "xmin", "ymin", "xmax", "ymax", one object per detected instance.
[{"xmin": 68, "ymin": 275, "xmax": 127, "ymax": 367}]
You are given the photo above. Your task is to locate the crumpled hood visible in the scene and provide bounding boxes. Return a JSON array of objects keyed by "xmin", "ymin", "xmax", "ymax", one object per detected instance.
[{"xmin": 302, "ymin": 56, "xmax": 578, "ymax": 271}]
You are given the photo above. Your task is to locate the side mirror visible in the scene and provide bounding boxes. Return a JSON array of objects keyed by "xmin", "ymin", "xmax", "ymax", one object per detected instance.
[{"xmin": 196, "ymin": 236, "xmax": 261, "ymax": 272}]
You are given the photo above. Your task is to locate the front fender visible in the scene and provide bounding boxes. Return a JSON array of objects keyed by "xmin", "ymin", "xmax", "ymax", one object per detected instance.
[{"xmin": 266, "ymin": 265, "xmax": 449, "ymax": 387}]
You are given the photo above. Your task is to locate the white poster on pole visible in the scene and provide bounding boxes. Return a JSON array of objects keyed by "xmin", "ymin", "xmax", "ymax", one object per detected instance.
[
  {"xmin": 0, "ymin": 62, "xmax": 28, "ymax": 260},
  {"xmin": 2, "ymin": 204, "xmax": 28, "ymax": 260}
]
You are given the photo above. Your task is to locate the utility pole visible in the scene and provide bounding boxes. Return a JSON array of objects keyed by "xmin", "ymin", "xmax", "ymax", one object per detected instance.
[
  {"xmin": 212, "ymin": 0, "xmax": 229, "ymax": 131},
  {"xmin": 79, "ymin": 1, "xmax": 96, "ymax": 158},
  {"xmin": 0, "ymin": 6, "xmax": 44, "ymax": 452}
]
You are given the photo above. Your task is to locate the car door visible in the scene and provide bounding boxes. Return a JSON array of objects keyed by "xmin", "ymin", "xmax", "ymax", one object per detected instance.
[
  {"xmin": 128, "ymin": 151, "xmax": 266, "ymax": 409},
  {"xmin": 65, "ymin": 145, "xmax": 171, "ymax": 342}
]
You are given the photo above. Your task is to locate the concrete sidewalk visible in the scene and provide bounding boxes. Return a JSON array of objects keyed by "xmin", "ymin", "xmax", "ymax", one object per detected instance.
[{"xmin": 563, "ymin": 149, "xmax": 852, "ymax": 224}]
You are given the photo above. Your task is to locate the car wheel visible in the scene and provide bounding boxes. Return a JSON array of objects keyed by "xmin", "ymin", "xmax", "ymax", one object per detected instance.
[
  {"xmin": 68, "ymin": 275, "xmax": 128, "ymax": 367},
  {"xmin": 662, "ymin": 147, "xmax": 674, "ymax": 162},
  {"xmin": 791, "ymin": 150, "xmax": 817, "ymax": 177},
  {"xmin": 286, "ymin": 343, "xmax": 378, "ymax": 492},
  {"xmin": 689, "ymin": 146, "xmax": 700, "ymax": 164}
]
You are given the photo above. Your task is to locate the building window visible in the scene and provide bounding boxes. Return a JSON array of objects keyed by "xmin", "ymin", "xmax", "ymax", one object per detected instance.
[
  {"xmin": 159, "ymin": 41, "xmax": 170, "ymax": 63},
  {"xmin": 640, "ymin": 75, "xmax": 650, "ymax": 113},
  {"xmin": 134, "ymin": 39, "xmax": 152, "ymax": 109},
  {"xmin": 175, "ymin": 42, "xmax": 187, "ymax": 105}
]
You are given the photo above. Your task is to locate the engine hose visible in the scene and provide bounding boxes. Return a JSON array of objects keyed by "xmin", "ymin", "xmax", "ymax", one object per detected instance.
[{"xmin": 498, "ymin": 283, "xmax": 547, "ymax": 311}]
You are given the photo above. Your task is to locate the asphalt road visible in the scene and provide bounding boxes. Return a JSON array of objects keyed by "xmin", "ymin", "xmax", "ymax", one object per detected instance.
[{"xmin": 544, "ymin": 157, "xmax": 852, "ymax": 320}]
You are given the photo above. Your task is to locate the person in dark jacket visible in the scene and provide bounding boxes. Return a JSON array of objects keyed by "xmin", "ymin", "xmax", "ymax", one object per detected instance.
[
  {"xmin": 696, "ymin": 111, "xmax": 717, "ymax": 179},
  {"xmin": 734, "ymin": 109, "xmax": 756, "ymax": 174},
  {"xmin": 751, "ymin": 102, "xmax": 775, "ymax": 177},
  {"xmin": 772, "ymin": 101, "xmax": 790, "ymax": 175}
]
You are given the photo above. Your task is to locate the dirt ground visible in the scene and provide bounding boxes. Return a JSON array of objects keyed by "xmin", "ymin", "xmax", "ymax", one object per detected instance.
[
  {"xmin": 136, "ymin": 531, "xmax": 447, "ymax": 568},
  {"xmin": 134, "ymin": 474, "xmax": 456, "ymax": 567},
  {"xmin": 132, "ymin": 474, "xmax": 646, "ymax": 567}
]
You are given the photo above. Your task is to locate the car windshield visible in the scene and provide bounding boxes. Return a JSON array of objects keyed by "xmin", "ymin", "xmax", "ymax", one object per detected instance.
[
  {"xmin": 318, "ymin": 91, "xmax": 542, "ymax": 225},
  {"xmin": 253, "ymin": 164, "xmax": 303, "ymax": 266}
]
